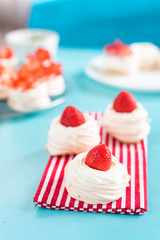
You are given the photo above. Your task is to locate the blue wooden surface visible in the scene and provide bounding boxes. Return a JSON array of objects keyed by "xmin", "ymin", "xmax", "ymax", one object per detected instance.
[
  {"xmin": 0, "ymin": 48, "xmax": 160, "ymax": 240},
  {"xmin": 29, "ymin": 0, "xmax": 160, "ymax": 47}
]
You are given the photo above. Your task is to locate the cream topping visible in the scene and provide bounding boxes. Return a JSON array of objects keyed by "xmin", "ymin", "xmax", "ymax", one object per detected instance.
[
  {"xmin": 0, "ymin": 84, "xmax": 8, "ymax": 100},
  {"xmin": 0, "ymin": 70, "xmax": 16, "ymax": 100},
  {"xmin": 104, "ymin": 52, "xmax": 139, "ymax": 74},
  {"xmin": 47, "ymin": 75, "xmax": 65, "ymax": 96},
  {"xmin": 101, "ymin": 103, "xmax": 150, "ymax": 143},
  {"xmin": 46, "ymin": 113, "xmax": 101, "ymax": 156},
  {"xmin": 7, "ymin": 83, "xmax": 51, "ymax": 112},
  {"xmin": 65, "ymin": 152, "xmax": 130, "ymax": 204}
]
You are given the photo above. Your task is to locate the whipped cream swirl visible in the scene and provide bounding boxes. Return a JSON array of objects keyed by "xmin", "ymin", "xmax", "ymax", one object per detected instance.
[
  {"xmin": 65, "ymin": 152, "xmax": 130, "ymax": 204},
  {"xmin": 7, "ymin": 83, "xmax": 51, "ymax": 112},
  {"xmin": 101, "ymin": 103, "xmax": 150, "ymax": 143},
  {"xmin": 46, "ymin": 113, "xmax": 100, "ymax": 156},
  {"xmin": 47, "ymin": 75, "xmax": 65, "ymax": 96}
]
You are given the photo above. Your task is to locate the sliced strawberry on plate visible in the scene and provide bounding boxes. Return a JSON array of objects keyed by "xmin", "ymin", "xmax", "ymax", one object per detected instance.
[
  {"xmin": 105, "ymin": 40, "xmax": 132, "ymax": 57},
  {"xmin": 35, "ymin": 48, "xmax": 51, "ymax": 61},
  {"xmin": 0, "ymin": 67, "xmax": 17, "ymax": 88},
  {"xmin": 0, "ymin": 46, "xmax": 13, "ymax": 59},
  {"xmin": 0, "ymin": 65, "xmax": 5, "ymax": 75},
  {"xmin": 44, "ymin": 62, "xmax": 62, "ymax": 76}
]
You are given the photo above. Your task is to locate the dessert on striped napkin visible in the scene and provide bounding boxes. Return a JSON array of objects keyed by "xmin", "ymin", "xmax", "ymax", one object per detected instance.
[
  {"xmin": 34, "ymin": 111, "xmax": 148, "ymax": 215},
  {"xmin": 65, "ymin": 144, "xmax": 130, "ymax": 204},
  {"xmin": 101, "ymin": 91, "xmax": 150, "ymax": 144},
  {"xmin": 46, "ymin": 106, "xmax": 100, "ymax": 156}
]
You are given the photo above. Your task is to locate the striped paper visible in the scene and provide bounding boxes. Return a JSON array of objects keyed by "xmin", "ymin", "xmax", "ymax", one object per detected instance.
[{"xmin": 33, "ymin": 112, "xmax": 148, "ymax": 215}]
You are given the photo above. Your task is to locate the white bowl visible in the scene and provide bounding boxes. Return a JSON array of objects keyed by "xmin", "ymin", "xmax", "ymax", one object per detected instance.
[{"xmin": 5, "ymin": 28, "xmax": 60, "ymax": 62}]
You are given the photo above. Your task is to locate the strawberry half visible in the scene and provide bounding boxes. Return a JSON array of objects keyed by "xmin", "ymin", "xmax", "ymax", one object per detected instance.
[
  {"xmin": 85, "ymin": 144, "xmax": 112, "ymax": 171},
  {"xmin": 0, "ymin": 65, "xmax": 5, "ymax": 75},
  {"xmin": 0, "ymin": 46, "xmax": 13, "ymax": 59},
  {"xmin": 60, "ymin": 106, "xmax": 85, "ymax": 127},
  {"xmin": 113, "ymin": 91, "xmax": 137, "ymax": 113},
  {"xmin": 105, "ymin": 40, "xmax": 132, "ymax": 58},
  {"xmin": 35, "ymin": 48, "xmax": 51, "ymax": 61}
]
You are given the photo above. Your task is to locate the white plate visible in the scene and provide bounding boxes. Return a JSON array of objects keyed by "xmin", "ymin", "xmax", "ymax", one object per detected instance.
[{"xmin": 85, "ymin": 55, "xmax": 160, "ymax": 92}]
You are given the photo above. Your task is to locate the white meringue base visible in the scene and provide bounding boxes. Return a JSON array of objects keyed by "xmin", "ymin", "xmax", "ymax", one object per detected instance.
[
  {"xmin": 65, "ymin": 153, "xmax": 130, "ymax": 204},
  {"xmin": 101, "ymin": 103, "xmax": 150, "ymax": 143},
  {"xmin": 130, "ymin": 42, "xmax": 159, "ymax": 70},
  {"xmin": 46, "ymin": 113, "xmax": 101, "ymax": 156},
  {"xmin": 7, "ymin": 83, "xmax": 51, "ymax": 112},
  {"xmin": 104, "ymin": 53, "xmax": 139, "ymax": 75},
  {"xmin": 0, "ymin": 85, "xmax": 8, "ymax": 100},
  {"xmin": 47, "ymin": 75, "xmax": 65, "ymax": 96}
]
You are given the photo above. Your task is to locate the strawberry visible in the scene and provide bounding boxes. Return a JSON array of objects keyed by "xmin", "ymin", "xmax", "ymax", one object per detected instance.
[
  {"xmin": 44, "ymin": 62, "xmax": 62, "ymax": 76},
  {"xmin": 35, "ymin": 48, "xmax": 51, "ymax": 61},
  {"xmin": 0, "ymin": 67, "xmax": 18, "ymax": 89},
  {"xmin": 0, "ymin": 65, "xmax": 5, "ymax": 75},
  {"xmin": 15, "ymin": 52, "xmax": 62, "ymax": 92},
  {"xmin": 105, "ymin": 40, "xmax": 132, "ymax": 58},
  {"xmin": 113, "ymin": 91, "xmax": 137, "ymax": 113},
  {"xmin": 60, "ymin": 106, "xmax": 85, "ymax": 127},
  {"xmin": 85, "ymin": 144, "xmax": 112, "ymax": 171},
  {"xmin": 0, "ymin": 46, "xmax": 13, "ymax": 59}
]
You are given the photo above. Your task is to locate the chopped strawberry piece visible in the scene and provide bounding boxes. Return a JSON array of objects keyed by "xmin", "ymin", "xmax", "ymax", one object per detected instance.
[
  {"xmin": 0, "ymin": 65, "xmax": 5, "ymax": 75},
  {"xmin": 113, "ymin": 91, "xmax": 137, "ymax": 113},
  {"xmin": 1, "ymin": 48, "xmax": 62, "ymax": 92},
  {"xmin": 0, "ymin": 67, "xmax": 17, "ymax": 88},
  {"xmin": 35, "ymin": 48, "xmax": 51, "ymax": 61},
  {"xmin": 105, "ymin": 40, "xmax": 132, "ymax": 57},
  {"xmin": 27, "ymin": 48, "xmax": 51, "ymax": 62},
  {"xmin": 0, "ymin": 46, "xmax": 13, "ymax": 59},
  {"xmin": 43, "ymin": 62, "xmax": 62, "ymax": 76},
  {"xmin": 85, "ymin": 144, "xmax": 112, "ymax": 171},
  {"xmin": 28, "ymin": 48, "xmax": 62, "ymax": 77},
  {"xmin": 60, "ymin": 106, "xmax": 86, "ymax": 127}
]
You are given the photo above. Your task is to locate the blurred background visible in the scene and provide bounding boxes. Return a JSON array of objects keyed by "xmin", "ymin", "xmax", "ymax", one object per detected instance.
[
  {"xmin": 0, "ymin": 0, "xmax": 30, "ymax": 44},
  {"xmin": 1, "ymin": 0, "xmax": 160, "ymax": 47}
]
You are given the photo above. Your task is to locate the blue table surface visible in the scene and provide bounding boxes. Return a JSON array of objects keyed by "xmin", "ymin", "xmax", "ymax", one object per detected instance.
[{"xmin": 0, "ymin": 48, "xmax": 160, "ymax": 240}]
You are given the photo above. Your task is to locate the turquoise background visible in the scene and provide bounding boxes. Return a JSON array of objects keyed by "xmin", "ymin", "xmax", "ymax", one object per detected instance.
[
  {"xmin": 29, "ymin": 0, "xmax": 160, "ymax": 47},
  {"xmin": 0, "ymin": 48, "xmax": 160, "ymax": 239}
]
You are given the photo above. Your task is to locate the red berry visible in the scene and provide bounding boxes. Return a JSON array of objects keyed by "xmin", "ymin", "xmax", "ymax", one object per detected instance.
[
  {"xmin": 44, "ymin": 62, "xmax": 62, "ymax": 76},
  {"xmin": 0, "ymin": 46, "xmax": 13, "ymax": 59},
  {"xmin": 35, "ymin": 48, "xmax": 51, "ymax": 61},
  {"xmin": 113, "ymin": 91, "xmax": 137, "ymax": 113},
  {"xmin": 60, "ymin": 106, "xmax": 85, "ymax": 127},
  {"xmin": 105, "ymin": 40, "xmax": 132, "ymax": 58},
  {"xmin": 85, "ymin": 144, "xmax": 112, "ymax": 171},
  {"xmin": 0, "ymin": 65, "xmax": 5, "ymax": 75}
]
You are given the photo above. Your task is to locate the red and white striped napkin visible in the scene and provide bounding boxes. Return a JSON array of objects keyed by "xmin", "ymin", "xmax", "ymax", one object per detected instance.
[{"xmin": 33, "ymin": 112, "xmax": 148, "ymax": 215}]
